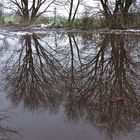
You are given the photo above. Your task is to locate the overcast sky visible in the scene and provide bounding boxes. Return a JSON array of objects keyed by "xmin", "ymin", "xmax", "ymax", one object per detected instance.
[
  {"xmin": 4, "ymin": 0, "xmax": 99, "ymax": 17},
  {"xmin": 4, "ymin": 0, "xmax": 140, "ymax": 17},
  {"xmin": 46, "ymin": 0, "xmax": 100, "ymax": 17}
]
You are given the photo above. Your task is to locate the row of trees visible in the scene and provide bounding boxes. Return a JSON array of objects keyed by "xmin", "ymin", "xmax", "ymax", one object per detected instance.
[
  {"xmin": 5, "ymin": 0, "xmax": 84, "ymax": 23},
  {"xmin": 99, "ymin": 0, "xmax": 139, "ymax": 28},
  {"xmin": 1, "ymin": 0, "xmax": 140, "ymax": 28}
]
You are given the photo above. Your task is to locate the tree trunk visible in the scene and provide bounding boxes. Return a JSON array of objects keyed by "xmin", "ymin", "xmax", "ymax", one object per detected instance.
[
  {"xmin": 72, "ymin": 0, "xmax": 80, "ymax": 21},
  {"xmin": 68, "ymin": 0, "xmax": 74, "ymax": 21},
  {"xmin": 100, "ymin": 0, "xmax": 133, "ymax": 29}
]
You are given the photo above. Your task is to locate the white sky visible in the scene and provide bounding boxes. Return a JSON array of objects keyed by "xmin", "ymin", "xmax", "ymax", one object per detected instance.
[
  {"xmin": 62, "ymin": 0, "xmax": 99, "ymax": 16},
  {"xmin": 4, "ymin": 0, "xmax": 99, "ymax": 17},
  {"xmin": 3, "ymin": 0, "xmax": 140, "ymax": 18},
  {"xmin": 46, "ymin": 0, "xmax": 100, "ymax": 17}
]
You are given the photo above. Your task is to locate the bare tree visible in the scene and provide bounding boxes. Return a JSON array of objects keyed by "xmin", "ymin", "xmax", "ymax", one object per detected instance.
[
  {"xmin": 64, "ymin": 0, "xmax": 83, "ymax": 22},
  {"xmin": 9, "ymin": 0, "xmax": 56, "ymax": 24},
  {"xmin": 98, "ymin": 0, "xmax": 135, "ymax": 28},
  {"xmin": 2, "ymin": 33, "xmax": 65, "ymax": 111},
  {"xmin": 64, "ymin": 32, "xmax": 140, "ymax": 139}
]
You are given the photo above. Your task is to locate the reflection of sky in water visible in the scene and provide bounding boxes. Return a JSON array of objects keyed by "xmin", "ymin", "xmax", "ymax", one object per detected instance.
[{"xmin": 0, "ymin": 31, "xmax": 140, "ymax": 140}]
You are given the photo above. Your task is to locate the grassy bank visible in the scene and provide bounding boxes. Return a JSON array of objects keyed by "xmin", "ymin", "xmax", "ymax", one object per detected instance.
[{"xmin": 0, "ymin": 15, "xmax": 140, "ymax": 30}]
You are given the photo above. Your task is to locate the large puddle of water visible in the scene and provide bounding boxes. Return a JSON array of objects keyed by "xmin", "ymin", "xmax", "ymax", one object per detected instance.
[{"xmin": 0, "ymin": 29, "xmax": 140, "ymax": 140}]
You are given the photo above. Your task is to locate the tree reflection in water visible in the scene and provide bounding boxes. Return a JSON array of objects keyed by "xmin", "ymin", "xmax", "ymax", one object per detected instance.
[
  {"xmin": 1, "ymin": 32, "xmax": 140, "ymax": 140},
  {"xmin": 2, "ymin": 33, "xmax": 65, "ymax": 112},
  {"xmin": 65, "ymin": 33, "xmax": 140, "ymax": 139},
  {"xmin": 0, "ymin": 110, "xmax": 19, "ymax": 140}
]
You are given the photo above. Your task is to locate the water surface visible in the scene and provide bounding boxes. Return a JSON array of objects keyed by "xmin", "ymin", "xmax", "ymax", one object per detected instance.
[{"xmin": 0, "ymin": 30, "xmax": 140, "ymax": 140}]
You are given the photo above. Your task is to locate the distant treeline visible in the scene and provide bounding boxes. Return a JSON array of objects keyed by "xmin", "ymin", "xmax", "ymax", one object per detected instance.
[{"xmin": 0, "ymin": 0, "xmax": 140, "ymax": 29}]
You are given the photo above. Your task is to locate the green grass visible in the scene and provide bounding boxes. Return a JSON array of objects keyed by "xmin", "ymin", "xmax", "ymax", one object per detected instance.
[
  {"xmin": 1, "ymin": 15, "xmax": 104, "ymax": 29},
  {"xmin": 3, "ymin": 15, "xmax": 139, "ymax": 29},
  {"xmin": 1, "ymin": 14, "xmax": 140, "ymax": 29},
  {"xmin": 4, "ymin": 16, "xmax": 20, "ymax": 24}
]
